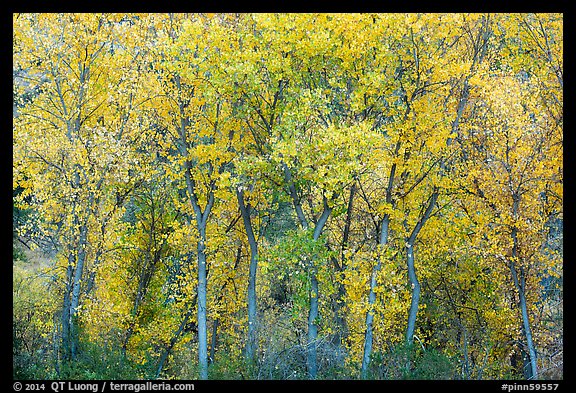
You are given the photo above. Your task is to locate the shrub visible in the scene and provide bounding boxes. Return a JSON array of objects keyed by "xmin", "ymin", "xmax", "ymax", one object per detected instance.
[
  {"xmin": 369, "ymin": 343, "xmax": 457, "ymax": 380},
  {"xmin": 59, "ymin": 340, "xmax": 145, "ymax": 380}
]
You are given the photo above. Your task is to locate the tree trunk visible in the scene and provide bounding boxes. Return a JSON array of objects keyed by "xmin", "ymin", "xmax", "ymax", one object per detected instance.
[
  {"xmin": 361, "ymin": 268, "xmax": 378, "ymax": 379},
  {"xmin": 283, "ymin": 162, "xmax": 308, "ymax": 230},
  {"xmin": 520, "ymin": 285, "xmax": 538, "ymax": 379},
  {"xmin": 197, "ymin": 225, "xmax": 209, "ymax": 380},
  {"xmin": 333, "ymin": 184, "xmax": 356, "ymax": 347},
  {"xmin": 510, "ymin": 194, "xmax": 538, "ymax": 379},
  {"xmin": 361, "ymin": 158, "xmax": 397, "ymax": 378},
  {"xmin": 68, "ymin": 221, "xmax": 89, "ymax": 360},
  {"xmin": 282, "ymin": 162, "xmax": 333, "ymax": 379},
  {"xmin": 61, "ymin": 259, "xmax": 74, "ymax": 362},
  {"xmin": 122, "ymin": 256, "xmax": 155, "ymax": 356},
  {"xmin": 209, "ymin": 318, "xmax": 219, "ymax": 364},
  {"xmin": 361, "ymin": 214, "xmax": 390, "ymax": 378},
  {"xmin": 510, "ymin": 259, "xmax": 538, "ymax": 380},
  {"xmin": 183, "ymin": 160, "xmax": 214, "ymax": 380},
  {"xmin": 510, "ymin": 263, "xmax": 538, "ymax": 379},
  {"xmin": 462, "ymin": 328, "xmax": 470, "ymax": 380},
  {"xmin": 405, "ymin": 189, "xmax": 438, "ymax": 346},
  {"xmin": 237, "ymin": 189, "xmax": 258, "ymax": 363},
  {"xmin": 307, "ymin": 271, "xmax": 319, "ymax": 379},
  {"xmin": 155, "ymin": 301, "xmax": 196, "ymax": 379},
  {"xmin": 306, "ymin": 198, "xmax": 332, "ymax": 379},
  {"xmin": 405, "ymin": 241, "xmax": 421, "ymax": 345}
]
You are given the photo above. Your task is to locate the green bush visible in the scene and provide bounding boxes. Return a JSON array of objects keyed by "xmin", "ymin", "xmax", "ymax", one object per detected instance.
[
  {"xmin": 207, "ymin": 353, "xmax": 250, "ymax": 380},
  {"xmin": 13, "ymin": 262, "xmax": 55, "ymax": 379},
  {"xmin": 368, "ymin": 343, "xmax": 457, "ymax": 380},
  {"xmin": 59, "ymin": 340, "xmax": 145, "ymax": 380},
  {"xmin": 410, "ymin": 348, "xmax": 456, "ymax": 380}
]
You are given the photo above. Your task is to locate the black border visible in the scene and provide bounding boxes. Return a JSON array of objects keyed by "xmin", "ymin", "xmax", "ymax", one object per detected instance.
[{"xmin": 7, "ymin": 4, "xmax": 571, "ymax": 392}]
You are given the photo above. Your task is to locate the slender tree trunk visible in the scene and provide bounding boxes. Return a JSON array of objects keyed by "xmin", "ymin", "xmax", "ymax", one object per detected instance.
[
  {"xmin": 361, "ymin": 268, "xmax": 378, "ymax": 379},
  {"xmin": 209, "ymin": 318, "xmax": 219, "ymax": 364},
  {"xmin": 282, "ymin": 163, "xmax": 308, "ymax": 230},
  {"xmin": 197, "ymin": 225, "xmax": 209, "ymax": 380},
  {"xmin": 155, "ymin": 301, "xmax": 196, "ymax": 379},
  {"xmin": 361, "ymin": 154, "xmax": 398, "ymax": 378},
  {"xmin": 332, "ymin": 184, "xmax": 355, "ymax": 346},
  {"xmin": 405, "ymin": 190, "xmax": 438, "ymax": 346},
  {"xmin": 361, "ymin": 214, "xmax": 390, "ymax": 378},
  {"xmin": 307, "ymin": 271, "xmax": 319, "ymax": 379},
  {"xmin": 462, "ymin": 328, "xmax": 470, "ymax": 380},
  {"xmin": 519, "ymin": 286, "xmax": 538, "ymax": 379},
  {"xmin": 306, "ymin": 198, "xmax": 332, "ymax": 379},
  {"xmin": 123, "ymin": 259, "xmax": 154, "ymax": 356},
  {"xmin": 84, "ymin": 248, "xmax": 103, "ymax": 296},
  {"xmin": 246, "ymin": 243, "xmax": 258, "ymax": 362},
  {"xmin": 510, "ymin": 262, "xmax": 538, "ymax": 378},
  {"xmin": 61, "ymin": 193, "xmax": 86, "ymax": 362},
  {"xmin": 331, "ymin": 271, "xmax": 348, "ymax": 347},
  {"xmin": 68, "ymin": 220, "xmax": 89, "ymax": 360},
  {"xmin": 61, "ymin": 259, "xmax": 74, "ymax": 361},
  {"xmin": 183, "ymin": 158, "xmax": 214, "ymax": 380},
  {"xmin": 282, "ymin": 162, "xmax": 333, "ymax": 379},
  {"xmin": 237, "ymin": 189, "xmax": 258, "ymax": 363},
  {"xmin": 405, "ymin": 241, "xmax": 421, "ymax": 345},
  {"xmin": 175, "ymin": 74, "xmax": 212, "ymax": 379},
  {"xmin": 510, "ymin": 194, "xmax": 538, "ymax": 379}
]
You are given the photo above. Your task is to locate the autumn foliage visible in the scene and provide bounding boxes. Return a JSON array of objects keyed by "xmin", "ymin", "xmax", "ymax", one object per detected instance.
[{"xmin": 13, "ymin": 13, "xmax": 562, "ymax": 380}]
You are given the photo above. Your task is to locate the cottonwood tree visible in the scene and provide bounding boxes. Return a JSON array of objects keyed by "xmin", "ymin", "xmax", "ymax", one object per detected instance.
[
  {"xmin": 13, "ymin": 13, "xmax": 152, "ymax": 364},
  {"xmin": 144, "ymin": 13, "xmax": 246, "ymax": 379},
  {"xmin": 459, "ymin": 75, "xmax": 561, "ymax": 379}
]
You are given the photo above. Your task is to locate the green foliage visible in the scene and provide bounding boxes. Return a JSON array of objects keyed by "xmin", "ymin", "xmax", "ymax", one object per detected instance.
[
  {"xmin": 263, "ymin": 228, "xmax": 336, "ymax": 317},
  {"xmin": 206, "ymin": 353, "xmax": 250, "ymax": 380},
  {"xmin": 13, "ymin": 262, "xmax": 56, "ymax": 379},
  {"xmin": 59, "ymin": 340, "xmax": 145, "ymax": 380},
  {"xmin": 410, "ymin": 348, "xmax": 457, "ymax": 380},
  {"xmin": 12, "ymin": 242, "xmax": 27, "ymax": 262},
  {"xmin": 367, "ymin": 343, "xmax": 456, "ymax": 380}
]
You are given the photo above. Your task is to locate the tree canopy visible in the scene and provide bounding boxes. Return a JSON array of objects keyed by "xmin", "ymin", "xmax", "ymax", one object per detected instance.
[{"xmin": 13, "ymin": 13, "xmax": 562, "ymax": 381}]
